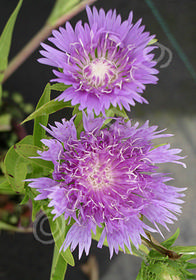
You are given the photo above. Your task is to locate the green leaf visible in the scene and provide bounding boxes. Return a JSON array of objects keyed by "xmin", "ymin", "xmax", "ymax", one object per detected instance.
[
  {"xmin": 104, "ymin": 105, "xmax": 128, "ymax": 119},
  {"xmin": 161, "ymin": 228, "xmax": 180, "ymax": 249},
  {"xmin": 73, "ymin": 106, "xmax": 83, "ymax": 137},
  {"xmin": 50, "ymin": 83, "xmax": 70, "ymax": 92},
  {"xmin": 0, "ymin": 160, "xmax": 6, "ymax": 175},
  {"xmin": 136, "ymin": 269, "xmax": 143, "ymax": 280},
  {"xmin": 48, "ymin": 0, "xmax": 80, "ymax": 26},
  {"xmin": 0, "ymin": 0, "xmax": 23, "ymax": 102},
  {"xmin": 15, "ymin": 159, "xmax": 28, "ymax": 185},
  {"xmin": 181, "ymin": 254, "xmax": 196, "ymax": 262},
  {"xmin": 185, "ymin": 262, "xmax": 196, "ymax": 270},
  {"xmin": 110, "ymin": 106, "xmax": 128, "ymax": 119},
  {"xmin": 26, "ymin": 187, "xmax": 45, "ymax": 221},
  {"xmin": 22, "ymin": 99, "xmax": 72, "ymax": 124},
  {"xmin": 102, "ymin": 105, "xmax": 128, "ymax": 128},
  {"xmin": 32, "ymin": 200, "xmax": 43, "ymax": 221},
  {"xmin": 172, "ymin": 246, "xmax": 196, "ymax": 255},
  {"xmin": 184, "ymin": 271, "xmax": 196, "ymax": 279},
  {"xmin": 50, "ymin": 245, "xmax": 67, "ymax": 280},
  {"xmin": 148, "ymin": 38, "xmax": 158, "ymax": 45},
  {"xmin": 4, "ymin": 135, "xmax": 33, "ymax": 192},
  {"xmin": 0, "ymin": 176, "xmax": 5, "ymax": 183},
  {"xmin": 4, "ymin": 147, "xmax": 27, "ymax": 191},
  {"xmin": 47, "ymin": 213, "xmax": 75, "ymax": 266},
  {"xmin": 0, "ymin": 179, "xmax": 24, "ymax": 194},
  {"xmin": 14, "ymin": 143, "xmax": 54, "ymax": 170},
  {"xmin": 33, "ymin": 83, "xmax": 51, "ymax": 147},
  {"xmin": 15, "ymin": 143, "xmax": 41, "ymax": 157}
]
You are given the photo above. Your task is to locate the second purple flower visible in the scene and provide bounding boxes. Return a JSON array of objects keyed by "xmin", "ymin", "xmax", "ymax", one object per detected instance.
[{"xmin": 39, "ymin": 6, "xmax": 158, "ymax": 115}]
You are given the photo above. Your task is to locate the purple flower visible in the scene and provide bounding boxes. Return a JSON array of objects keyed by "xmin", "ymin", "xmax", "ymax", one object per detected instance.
[
  {"xmin": 27, "ymin": 114, "xmax": 186, "ymax": 258},
  {"xmin": 38, "ymin": 7, "xmax": 158, "ymax": 115}
]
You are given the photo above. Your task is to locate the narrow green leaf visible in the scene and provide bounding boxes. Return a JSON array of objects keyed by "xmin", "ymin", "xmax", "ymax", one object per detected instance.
[
  {"xmin": 22, "ymin": 99, "xmax": 72, "ymax": 124},
  {"xmin": 161, "ymin": 228, "xmax": 180, "ymax": 249},
  {"xmin": 33, "ymin": 83, "xmax": 51, "ymax": 147},
  {"xmin": 25, "ymin": 187, "xmax": 45, "ymax": 221},
  {"xmin": 148, "ymin": 38, "xmax": 158, "ymax": 45},
  {"xmin": 181, "ymin": 254, "xmax": 196, "ymax": 262},
  {"xmin": 50, "ymin": 245, "xmax": 67, "ymax": 280},
  {"xmin": 184, "ymin": 271, "xmax": 196, "ymax": 279},
  {"xmin": 153, "ymin": 143, "xmax": 168, "ymax": 149},
  {"xmin": 172, "ymin": 246, "xmax": 196, "ymax": 255},
  {"xmin": 0, "ymin": 0, "xmax": 23, "ymax": 67},
  {"xmin": 110, "ymin": 106, "xmax": 128, "ymax": 119},
  {"xmin": 185, "ymin": 262, "xmax": 196, "ymax": 270},
  {"xmin": 136, "ymin": 269, "xmax": 143, "ymax": 280},
  {"xmin": 48, "ymin": 0, "xmax": 80, "ymax": 25},
  {"xmin": 32, "ymin": 200, "xmax": 43, "ymax": 221},
  {"xmin": 73, "ymin": 106, "xmax": 83, "ymax": 137},
  {"xmin": 51, "ymin": 83, "xmax": 70, "ymax": 91},
  {"xmin": 0, "ymin": 0, "xmax": 23, "ymax": 101},
  {"xmin": 102, "ymin": 105, "xmax": 128, "ymax": 128},
  {"xmin": 48, "ymin": 214, "xmax": 75, "ymax": 266}
]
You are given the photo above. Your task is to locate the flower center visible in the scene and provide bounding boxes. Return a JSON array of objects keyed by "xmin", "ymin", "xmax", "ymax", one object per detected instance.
[
  {"xmin": 87, "ymin": 160, "xmax": 113, "ymax": 190},
  {"xmin": 83, "ymin": 58, "xmax": 118, "ymax": 88}
]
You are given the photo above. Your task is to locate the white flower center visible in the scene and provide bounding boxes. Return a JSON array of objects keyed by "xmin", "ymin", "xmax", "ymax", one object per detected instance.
[
  {"xmin": 83, "ymin": 58, "xmax": 118, "ymax": 89},
  {"xmin": 87, "ymin": 161, "xmax": 113, "ymax": 190}
]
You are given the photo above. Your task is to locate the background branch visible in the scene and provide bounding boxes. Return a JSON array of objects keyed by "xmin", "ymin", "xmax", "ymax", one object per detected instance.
[{"xmin": 2, "ymin": 0, "xmax": 96, "ymax": 84}]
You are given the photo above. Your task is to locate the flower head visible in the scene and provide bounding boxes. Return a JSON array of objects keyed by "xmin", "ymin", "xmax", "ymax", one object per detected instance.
[
  {"xmin": 27, "ymin": 114, "xmax": 186, "ymax": 258},
  {"xmin": 39, "ymin": 7, "xmax": 158, "ymax": 115}
]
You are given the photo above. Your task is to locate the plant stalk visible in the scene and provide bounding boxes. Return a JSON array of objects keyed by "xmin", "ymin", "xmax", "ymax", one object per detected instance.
[{"xmin": 141, "ymin": 232, "xmax": 182, "ymax": 260}]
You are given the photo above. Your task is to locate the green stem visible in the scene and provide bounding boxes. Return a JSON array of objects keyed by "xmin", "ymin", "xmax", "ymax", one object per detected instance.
[
  {"xmin": 50, "ymin": 244, "xmax": 67, "ymax": 280},
  {"xmin": 2, "ymin": 0, "xmax": 96, "ymax": 84},
  {"xmin": 141, "ymin": 232, "xmax": 182, "ymax": 260}
]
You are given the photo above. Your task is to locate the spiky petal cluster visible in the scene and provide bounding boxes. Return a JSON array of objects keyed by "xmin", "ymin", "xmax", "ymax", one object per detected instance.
[
  {"xmin": 27, "ymin": 114, "xmax": 186, "ymax": 258},
  {"xmin": 38, "ymin": 6, "xmax": 158, "ymax": 115}
]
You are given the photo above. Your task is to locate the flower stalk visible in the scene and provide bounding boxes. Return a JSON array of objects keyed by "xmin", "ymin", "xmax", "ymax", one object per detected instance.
[{"xmin": 141, "ymin": 232, "xmax": 182, "ymax": 260}]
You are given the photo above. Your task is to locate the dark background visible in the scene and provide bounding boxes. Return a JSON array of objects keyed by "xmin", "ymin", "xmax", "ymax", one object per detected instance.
[{"xmin": 0, "ymin": 0, "xmax": 195, "ymax": 279}]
